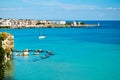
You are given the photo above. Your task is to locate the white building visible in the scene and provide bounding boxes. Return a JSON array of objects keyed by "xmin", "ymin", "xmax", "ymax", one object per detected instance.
[
  {"xmin": 54, "ymin": 21, "xmax": 66, "ymax": 25},
  {"xmin": 1, "ymin": 20, "xmax": 12, "ymax": 26},
  {"xmin": 59, "ymin": 21, "xmax": 66, "ymax": 25},
  {"xmin": 72, "ymin": 21, "xmax": 77, "ymax": 26}
]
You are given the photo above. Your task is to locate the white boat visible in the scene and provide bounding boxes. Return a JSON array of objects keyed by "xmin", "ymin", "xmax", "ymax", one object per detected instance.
[
  {"xmin": 39, "ymin": 27, "xmax": 46, "ymax": 39},
  {"xmin": 39, "ymin": 35, "xmax": 46, "ymax": 39},
  {"xmin": 98, "ymin": 22, "xmax": 100, "ymax": 26}
]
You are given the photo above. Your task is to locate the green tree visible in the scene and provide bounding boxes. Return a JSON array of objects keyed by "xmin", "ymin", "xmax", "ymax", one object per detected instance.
[
  {"xmin": 80, "ymin": 22, "xmax": 85, "ymax": 25},
  {"xmin": 66, "ymin": 22, "xmax": 72, "ymax": 25}
]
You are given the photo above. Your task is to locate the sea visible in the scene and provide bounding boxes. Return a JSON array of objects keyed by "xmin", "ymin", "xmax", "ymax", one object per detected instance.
[{"xmin": 0, "ymin": 21, "xmax": 120, "ymax": 80}]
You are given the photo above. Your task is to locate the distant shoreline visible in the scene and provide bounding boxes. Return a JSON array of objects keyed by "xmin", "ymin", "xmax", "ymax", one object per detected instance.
[
  {"xmin": 0, "ymin": 18, "xmax": 100, "ymax": 29},
  {"xmin": 0, "ymin": 25, "xmax": 100, "ymax": 29}
]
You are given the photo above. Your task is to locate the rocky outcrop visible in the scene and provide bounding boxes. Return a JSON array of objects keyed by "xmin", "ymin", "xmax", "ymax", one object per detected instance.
[
  {"xmin": 0, "ymin": 32, "xmax": 14, "ymax": 61},
  {"xmin": 22, "ymin": 49, "xmax": 29, "ymax": 56}
]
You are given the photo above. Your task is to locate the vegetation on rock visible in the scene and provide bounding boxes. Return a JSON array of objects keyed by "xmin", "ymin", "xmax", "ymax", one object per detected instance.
[
  {"xmin": 0, "ymin": 42, "xmax": 5, "ymax": 80},
  {"xmin": 0, "ymin": 32, "xmax": 14, "ymax": 79}
]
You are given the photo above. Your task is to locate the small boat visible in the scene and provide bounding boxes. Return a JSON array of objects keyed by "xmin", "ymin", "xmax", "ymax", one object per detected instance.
[
  {"xmin": 98, "ymin": 22, "xmax": 100, "ymax": 26},
  {"xmin": 39, "ymin": 35, "xmax": 46, "ymax": 39},
  {"xmin": 39, "ymin": 27, "xmax": 46, "ymax": 39}
]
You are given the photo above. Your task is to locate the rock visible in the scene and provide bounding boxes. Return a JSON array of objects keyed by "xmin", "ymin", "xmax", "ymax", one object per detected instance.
[
  {"xmin": 15, "ymin": 53, "xmax": 19, "ymax": 56},
  {"xmin": 34, "ymin": 52, "xmax": 39, "ymax": 55},
  {"xmin": 46, "ymin": 50, "xmax": 54, "ymax": 55},
  {"xmin": 23, "ymin": 52, "xmax": 28, "ymax": 56},
  {"xmin": 7, "ymin": 58, "xmax": 11, "ymax": 61},
  {"xmin": 20, "ymin": 53, "xmax": 24, "ymax": 56},
  {"xmin": 23, "ymin": 49, "xmax": 29, "ymax": 56},
  {"xmin": 0, "ymin": 32, "xmax": 14, "ymax": 62}
]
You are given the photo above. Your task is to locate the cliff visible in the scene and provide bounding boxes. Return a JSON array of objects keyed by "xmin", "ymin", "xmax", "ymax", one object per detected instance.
[
  {"xmin": 0, "ymin": 32, "xmax": 14, "ymax": 79},
  {"xmin": 0, "ymin": 32, "xmax": 14, "ymax": 61}
]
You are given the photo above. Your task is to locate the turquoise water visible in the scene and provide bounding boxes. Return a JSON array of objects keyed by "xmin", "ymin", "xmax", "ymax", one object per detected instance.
[{"xmin": 1, "ymin": 21, "xmax": 120, "ymax": 80}]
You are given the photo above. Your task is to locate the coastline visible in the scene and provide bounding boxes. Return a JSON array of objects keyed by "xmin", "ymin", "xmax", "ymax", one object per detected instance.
[
  {"xmin": 0, "ymin": 24, "xmax": 100, "ymax": 29},
  {"xmin": 0, "ymin": 18, "xmax": 100, "ymax": 29}
]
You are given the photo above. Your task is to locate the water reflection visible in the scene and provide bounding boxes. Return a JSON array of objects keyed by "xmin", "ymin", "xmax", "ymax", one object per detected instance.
[
  {"xmin": 4, "ymin": 59, "xmax": 14, "ymax": 80},
  {"xmin": 23, "ymin": 56, "xmax": 28, "ymax": 59}
]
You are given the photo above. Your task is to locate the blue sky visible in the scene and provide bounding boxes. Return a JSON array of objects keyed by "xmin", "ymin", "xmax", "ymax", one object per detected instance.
[{"xmin": 0, "ymin": 0, "xmax": 120, "ymax": 20}]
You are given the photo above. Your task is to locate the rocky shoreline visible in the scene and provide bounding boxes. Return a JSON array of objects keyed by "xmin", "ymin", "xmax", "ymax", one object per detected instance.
[
  {"xmin": 0, "ymin": 32, "xmax": 14, "ymax": 62},
  {"xmin": 0, "ymin": 32, "xmax": 14, "ymax": 79},
  {"xmin": 0, "ymin": 24, "xmax": 100, "ymax": 29}
]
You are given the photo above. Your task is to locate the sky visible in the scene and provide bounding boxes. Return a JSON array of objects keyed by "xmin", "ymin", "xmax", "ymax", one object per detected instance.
[{"xmin": 0, "ymin": 0, "xmax": 120, "ymax": 20}]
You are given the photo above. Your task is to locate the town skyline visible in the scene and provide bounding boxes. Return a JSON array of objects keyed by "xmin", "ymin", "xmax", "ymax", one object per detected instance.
[{"xmin": 0, "ymin": 0, "xmax": 120, "ymax": 20}]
